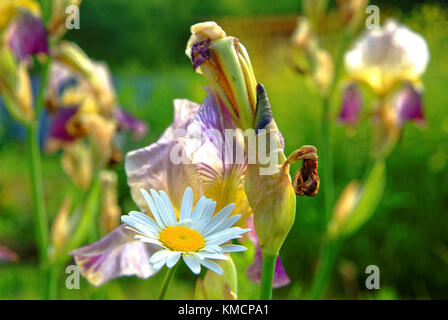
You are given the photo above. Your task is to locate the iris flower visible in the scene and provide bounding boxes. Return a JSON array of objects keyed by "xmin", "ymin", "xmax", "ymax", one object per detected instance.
[
  {"xmin": 344, "ymin": 19, "xmax": 429, "ymax": 97},
  {"xmin": 71, "ymin": 89, "xmax": 289, "ymax": 287}
]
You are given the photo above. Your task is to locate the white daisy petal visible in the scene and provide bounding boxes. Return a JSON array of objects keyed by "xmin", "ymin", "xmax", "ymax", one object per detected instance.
[
  {"xmin": 140, "ymin": 189, "xmax": 165, "ymax": 228},
  {"xmin": 166, "ymin": 252, "xmax": 181, "ymax": 268},
  {"xmin": 183, "ymin": 254, "xmax": 201, "ymax": 274},
  {"xmin": 199, "ymin": 259, "xmax": 223, "ymax": 275},
  {"xmin": 190, "ymin": 196, "xmax": 206, "ymax": 225},
  {"xmin": 128, "ymin": 211, "xmax": 161, "ymax": 232},
  {"xmin": 209, "ymin": 214, "xmax": 242, "ymax": 234},
  {"xmin": 149, "ymin": 249, "xmax": 173, "ymax": 264},
  {"xmin": 202, "ymin": 203, "xmax": 235, "ymax": 236},
  {"xmin": 201, "ymin": 245, "xmax": 224, "ymax": 253},
  {"xmin": 152, "ymin": 259, "xmax": 167, "ymax": 271},
  {"xmin": 159, "ymin": 190, "xmax": 177, "ymax": 225},
  {"xmin": 135, "ymin": 235, "xmax": 164, "ymax": 247},
  {"xmin": 150, "ymin": 189, "xmax": 171, "ymax": 227},
  {"xmin": 179, "ymin": 187, "xmax": 193, "ymax": 221},
  {"xmin": 221, "ymin": 245, "xmax": 247, "ymax": 253},
  {"xmin": 196, "ymin": 200, "xmax": 216, "ymax": 232},
  {"xmin": 198, "ymin": 252, "xmax": 228, "ymax": 260}
]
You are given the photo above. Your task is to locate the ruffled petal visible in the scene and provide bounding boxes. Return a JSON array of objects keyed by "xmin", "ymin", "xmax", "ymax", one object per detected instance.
[{"xmin": 70, "ymin": 225, "xmax": 159, "ymax": 286}]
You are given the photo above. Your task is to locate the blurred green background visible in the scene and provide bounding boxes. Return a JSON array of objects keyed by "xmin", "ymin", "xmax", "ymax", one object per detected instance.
[{"xmin": 1, "ymin": 0, "xmax": 447, "ymax": 299}]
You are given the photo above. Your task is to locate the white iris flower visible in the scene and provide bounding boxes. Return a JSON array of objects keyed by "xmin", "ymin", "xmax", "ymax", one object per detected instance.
[{"xmin": 121, "ymin": 187, "xmax": 249, "ymax": 275}]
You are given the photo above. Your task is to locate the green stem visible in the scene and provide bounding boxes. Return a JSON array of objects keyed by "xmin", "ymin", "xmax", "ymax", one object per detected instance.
[
  {"xmin": 320, "ymin": 97, "xmax": 334, "ymax": 223},
  {"xmin": 158, "ymin": 263, "xmax": 179, "ymax": 300},
  {"xmin": 63, "ymin": 174, "xmax": 102, "ymax": 256},
  {"xmin": 259, "ymin": 252, "xmax": 277, "ymax": 300},
  {"xmin": 26, "ymin": 59, "xmax": 51, "ymax": 266},
  {"xmin": 26, "ymin": 124, "xmax": 48, "ymax": 265},
  {"xmin": 309, "ymin": 239, "xmax": 341, "ymax": 299}
]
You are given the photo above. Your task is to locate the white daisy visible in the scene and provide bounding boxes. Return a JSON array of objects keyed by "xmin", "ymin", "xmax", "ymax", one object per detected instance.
[{"xmin": 121, "ymin": 187, "xmax": 250, "ymax": 275}]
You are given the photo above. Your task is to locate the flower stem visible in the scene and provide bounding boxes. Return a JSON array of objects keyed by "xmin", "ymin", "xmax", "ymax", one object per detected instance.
[
  {"xmin": 26, "ymin": 123, "xmax": 48, "ymax": 265},
  {"xmin": 158, "ymin": 263, "xmax": 179, "ymax": 300},
  {"xmin": 309, "ymin": 239, "xmax": 341, "ymax": 299},
  {"xmin": 320, "ymin": 96, "xmax": 334, "ymax": 223},
  {"xmin": 27, "ymin": 59, "xmax": 51, "ymax": 266},
  {"xmin": 259, "ymin": 252, "xmax": 277, "ymax": 300}
]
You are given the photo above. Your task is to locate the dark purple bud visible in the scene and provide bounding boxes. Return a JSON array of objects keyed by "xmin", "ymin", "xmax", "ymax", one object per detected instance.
[
  {"xmin": 338, "ymin": 83, "xmax": 362, "ymax": 126},
  {"xmin": 395, "ymin": 84, "xmax": 425, "ymax": 126},
  {"xmin": 114, "ymin": 108, "xmax": 148, "ymax": 140},
  {"xmin": 7, "ymin": 10, "xmax": 49, "ymax": 61},
  {"xmin": 191, "ymin": 40, "xmax": 210, "ymax": 70},
  {"xmin": 48, "ymin": 107, "xmax": 78, "ymax": 142}
]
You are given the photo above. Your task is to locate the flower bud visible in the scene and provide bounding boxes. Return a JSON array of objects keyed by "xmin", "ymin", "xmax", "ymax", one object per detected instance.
[
  {"xmin": 99, "ymin": 170, "xmax": 121, "ymax": 234},
  {"xmin": 61, "ymin": 141, "xmax": 92, "ymax": 190},
  {"xmin": 0, "ymin": 45, "xmax": 34, "ymax": 124},
  {"xmin": 50, "ymin": 196, "xmax": 72, "ymax": 256},
  {"xmin": 186, "ymin": 21, "xmax": 257, "ymax": 130},
  {"xmin": 194, "ymin": 256, "xmax": 238, "ymax": 300},
  {"xmin": 291, "ymin": 17, "xmax": 316, "ymax": 51},
  {"xmin": 327, "ymin": 161, "xmax": 385, "ymax": 239}
]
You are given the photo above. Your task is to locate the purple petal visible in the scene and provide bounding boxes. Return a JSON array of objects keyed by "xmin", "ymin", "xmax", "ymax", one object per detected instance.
[
  {"xmin": 246, "ymin": 246, "xmax": 291, "ymax": 289},
  {"xmin": 125, "ymin": 99, "xmax": 202, "ymax": 212},
  {"xmin": 114, "ymin": 108, "xmax": 148, "ymax": 140},
  {"xmin": 70, "ymin": 225, "xmax": 159, "ymax": 286},
  {"xmin": 7, "ymin": 10, "xmax": 49, "ymax": 61},
  {"xmin": 191, "ymin": 40, "xmax": 211, "ymax": 70},
  {"xmin": 0, "ymin": 247, "xmax": 19, "ymax": 263},
  {"xmin": 48, "ymin": 107, "xmax": 78, "ymax": 142},
  {"xmin": 395, "ymin": 84, "xmax": 425, "ymax": 126},
  {"xmin": 338, "ymin": 83, "xmax": 362, "ymax": 126},
  {"xmin": 245, "ymin": 216, "xmax": 291, "ymax": 288}
]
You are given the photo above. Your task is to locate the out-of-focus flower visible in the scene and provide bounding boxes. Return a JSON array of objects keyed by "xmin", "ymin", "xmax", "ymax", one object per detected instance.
[
  {"xmin": 195, "ymin": 256, "xmax": 238, "ymax": 300},
  {"xmin": 186, "ymin": 21, "xmax": 257, "ymax": 130},
  {"xmin": 99, "ymin": 170, "xmax": 121, "ymax": 234},
  {"xmin": 48, "ymin": 0, "xmax": 82, "ymax": 40},
  {"xmin": 312, "ymin": 49, "xmax": 334, "ymax": 96},
  {"xmin": 338, "ymin": 83, "xmax": 362, "ymax": 126},
  {"xmin": 0, "ymin": 246, "xmax": 19, "ymax": 262},
  {"xmin": 50, "ymin": 196, "xmax": 72, "ymax": 256},
  {"xmin": 395, "ymin": 83, "xmax": 425, "ymax": 127},
  {"xmin": 0, "ymin": 45, "xmax": 33, "ymax": 124},
  {"xmin": 54, "ymin": 41, "xmax": 117, "ymax": 115},
  {"xmin": 6, "ymin": 9, "xmax": 48, "ymax": 62},
  {"xmin": 344, "ymin": 19, "xmax": 429, "ymax": 96},
  {"xmin": 122, "ymin": 187, "xmax": 249, "ymax": 275},
  {"xmin": 114, "ymin": 108, "xmax": 148, "ymax": 140},
  {"xmin": 291, "ymin": 17, "xmax": 316, "ymax": 51},
  {"xmin": 337, "ymin": 0, "xmax": 368, "ymax": 32},
  {"xmin": 61, "ymin": 141, "xmax": 92, "ymax": 190}
]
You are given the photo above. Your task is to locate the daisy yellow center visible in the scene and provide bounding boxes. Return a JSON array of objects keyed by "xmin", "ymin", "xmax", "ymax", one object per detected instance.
[{"xmin": 159, "ymin": 225, "xmax": 205, "ymax": 252}]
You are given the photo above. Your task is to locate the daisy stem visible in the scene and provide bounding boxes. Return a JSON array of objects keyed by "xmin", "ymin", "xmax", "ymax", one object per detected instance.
[
  {"xmin": 259, "ymin": 252, "xmax": 277, "ymax": 300},
  {"xmin": 158, "ymin": 263, "xmax": 179, "ymax": 300}
]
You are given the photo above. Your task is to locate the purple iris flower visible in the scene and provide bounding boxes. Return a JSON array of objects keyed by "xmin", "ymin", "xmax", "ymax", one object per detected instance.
[{"xmin": 7, "ymin": 10, "xmax": 49, "ymax": 61}]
